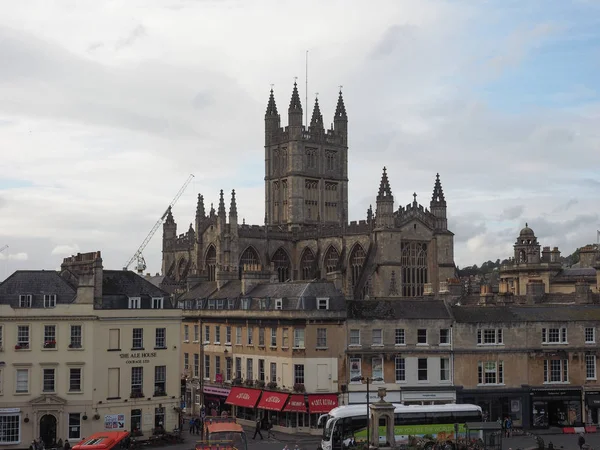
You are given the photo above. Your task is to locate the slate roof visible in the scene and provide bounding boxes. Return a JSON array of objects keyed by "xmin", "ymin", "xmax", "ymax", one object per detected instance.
[
  {"xmin": 99, "ymin": 270, "xmax": 173, "ymax": 309},
  {"xmin": 180, "ymin": 281, "xmax": 218, "ymax": 300},
  {"xmin": 452, "ymin": 304, "xmax": 600, "ymax": 323},
  {"xmin": 347, "ymin": 299, "xmax": 451, "ymax": 320},
  {"xmin": 0, "ymin": 270, "xmax": 77, "ymax": 307},
  {"xmin": 553, "ymin": 267, "xmax": 596, "ymax": 281}
]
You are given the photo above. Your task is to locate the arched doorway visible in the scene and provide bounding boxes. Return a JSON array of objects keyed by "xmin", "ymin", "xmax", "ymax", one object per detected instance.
[{"xmin": 40, "ymin": 414, "xmax": 57, "ymax": 447}]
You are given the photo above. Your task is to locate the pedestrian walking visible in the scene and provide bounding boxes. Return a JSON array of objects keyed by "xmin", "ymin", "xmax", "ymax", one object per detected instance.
[
  {"xmin": 578, "ymin": 433, "xmax": 586, "ymax": 449},
  {"xmin": 253, "ymin": 416, "xmax": 263, "ymax": 440},
  {"xmin": 267, "ymin": 417, "xmax": 275, "ymax": 439}
]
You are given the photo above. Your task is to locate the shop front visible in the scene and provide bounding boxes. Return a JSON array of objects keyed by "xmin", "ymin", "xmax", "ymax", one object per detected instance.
[
  {"xmin": 256, "ymin": 391, "xmax": 289, "ymax": 429},
  {"xmin": 226, "ymin": 387, "xmax": 261, "ymax": 422},
  {"xmin": 401, "ymin": 388, "xmax": 456, "ymax": 405},
  {"xmin": 203, "ymin": 385, "xmax": 231, "ymax": 416},
  {"xmin": 530, "ymin": 387, "xmax": 583, "ymax": 429},
  {"xmin": 457, "ymin": 388, "xmax": 529, "ymax": 429},
  {"xmin": 585, "ymin": 390, "xmax": 600, "ymax": 425}
]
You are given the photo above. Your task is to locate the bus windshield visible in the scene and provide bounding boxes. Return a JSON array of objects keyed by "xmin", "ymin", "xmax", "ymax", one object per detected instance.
[{"xmin": 324, "ymin": 418, "xmax": 336, "ymax": 440}]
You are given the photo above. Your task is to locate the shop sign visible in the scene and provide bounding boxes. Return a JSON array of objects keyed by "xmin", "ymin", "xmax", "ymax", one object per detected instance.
[
  {"xmin": 349, "ymin": 390, "xmax": 401, "ymax": 404},
  {"xmin": 531, "ymin": 389, "xmax": 581, "ymax": 397},
  {"xmin": 402, "ymin": 391, "xmax": 456, "ymax": 401},
  {"xmin": 120, "ymin": 352, "xmax": 158, "ymax": 364},
  {"xmin": 203, "ymin": 385, "xmax": 231, "ymax": 396},
  {"xmin": 0, "ymin": 408, "xmax": 20, "ymax": 414},
  {"xmin": 104, "ymin": 414, "xmax": 125, "ymax": 430}
]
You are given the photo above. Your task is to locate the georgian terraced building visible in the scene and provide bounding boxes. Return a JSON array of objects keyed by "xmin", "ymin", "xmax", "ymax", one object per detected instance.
[
  {"xmin": 178, "ymin": 273, "xmax": 345, "ymax": 434},
  {"xmin": 0, "ymin": 252, "xmax": 181, "ymax": 450},
  {"xmin": 343, "ymin": 299, "xmax": 456, "ymax": 406}
]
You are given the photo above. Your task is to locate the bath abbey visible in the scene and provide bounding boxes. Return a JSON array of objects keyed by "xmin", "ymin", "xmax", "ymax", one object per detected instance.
[{"xmin": 160, "ymin": 82, "xmax": 456, "ymax": 299}]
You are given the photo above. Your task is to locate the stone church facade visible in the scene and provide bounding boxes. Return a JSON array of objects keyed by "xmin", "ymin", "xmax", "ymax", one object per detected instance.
[{"xmin": 160, "ymin": 83, "xmax": 456, "ymax": 299}]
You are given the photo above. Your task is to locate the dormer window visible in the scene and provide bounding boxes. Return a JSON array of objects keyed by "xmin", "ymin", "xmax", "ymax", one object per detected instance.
[
  {"xmin": 260, "ymin": 298, "xmax": 268, "ymax": 310},
  {"xmin": 241, "ymin": 298, "xmax": 251, "ymax": 310},
  {"xmin": 43, "ymin": 294, "xmax": 57, "ymax": 308},
  {"xmin": 128, "ymin": 297, "xmax": 141, "ymax": 309},
  {"xmin": 19, "ymin": 295, "xmax": 32, "ymax": 308},
  {"xmin": 207, "ymin": 300, "xmax": 216, "ymax": 310},
  {"xmin": 152, "ymin": 297, "xmax": 164, "ymax": 309},
  {"xmin": 317, "ymin": 298, "xmax": 329, "ymax": 310},
  {"xmin": 275, "ymin": 299, "xmax": 283, "ymax": 310},
  {"xmin": 227, "ymin": 299, "xmax": 236, "ymax": 310}
]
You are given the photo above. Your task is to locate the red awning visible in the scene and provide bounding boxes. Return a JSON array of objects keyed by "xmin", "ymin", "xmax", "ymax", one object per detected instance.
[
  {"xmin": 257, "ymin": 391, "xmax": 289, "ymax": 412},
  {"xmin": 225, "ymin": 387, "xmax": 261, "ymax": 408},
  {"xmin": 308, "ymin": 394, "xmax": 338, "ymax": 414},
  {"xmin": 283, "ymin": 394, "xmax": 307, "ymax": 413}
]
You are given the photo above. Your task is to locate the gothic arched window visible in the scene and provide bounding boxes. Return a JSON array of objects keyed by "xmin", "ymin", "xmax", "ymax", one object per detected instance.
[
  {"xmin": 324, "ymin": 246, "xmax": 340, "ymax": 274},
  {"xmin": 205, "ymin": 245, "xmax": 217, "ymax": 282},
  {"xmin": 349, "ymin": 244, "xmax": 366, "ymax": 290},
  {"xmin": 299, "ymin": 248, "xmax": 316, "ymax": 280},
  {"xmin": 272, "ymin": 248, "xmax": 291, "ymax": 282},
  {"xmin": 401, "ymin": 242, "xmax": 428, "ymax": 297},
  {"xmin": 239, "ymin": 246, "xmax": 260, "ymax": 279},
  {"xmin": 177, "ymin": 258, "xmax": 188, "ymax": 281}
]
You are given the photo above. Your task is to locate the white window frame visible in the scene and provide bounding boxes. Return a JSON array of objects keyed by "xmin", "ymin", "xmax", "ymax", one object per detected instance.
[
  {"xmin": 395, "ymin": 328, "xmax": 405, "ymax": 346},
  {"xmin": 371, "ymin": 357, "xmax": 384, "ymax": 382},
  {"xmin": 417, "ymin": 358, "xmax": 428, "ymax": 382},
  {"xmin": 183, "ymin": 325, "xmax": 189, "ymax": 342},
  {"xmin": 68, "ymin": 367, "xmax": 83, "ymax": 392},
  {"xmin": 417, "ymin": 329, "xmax": 428, "ymax": 346},
  {"xmin": 585, "ymin": 327, "xmax": 596, "ymax": 344},
  {"xmin": 544, "ymin": 359, "xmax": 569, "ymax": 383},
  {"xmin": 476, "ymin": 328, "xmax": 503, "ymax": 346},
  {"xmin": 0, "ymin": 411, "xmax": 21, "ymax": 444},
  {"xmin": 316, "ymin": 328, "xmax": 327, "ymax": 348},
  {"xmin": 215, "ymin": 325, "xmax": 221, "ymax": 344},
  {"xmin": 152, "ymin": 297, "xmax": 164, "ymax": 309},
  {"xmin": 18, "ymin": 294, "xmax": 32, "ymax": 308},
  {"xmin": 68, "ymin": 413, "xmax": 81, "ymax": 440},
  {"xmin": 270, "ymin": 327, "xmax": 277, "ymax": 347},
  {"xmin": 155, "ymin": 328, "xmax": 166, "ymax": 348},
  {"xmin": 439, "ymin": 329, "xmax": 451, "ymax": 346},
  {"xmin": 541, "ymin": 327, "xmax": 568, "ymax": 344},
  {"xmin": 132, "ymin": 328, "xmax": 143, "ymax": 350},
  {"xmin": 0, "ymin": 325, "xmax": 3, "ymax": 351},
  {"xmin": 43, "ymin": 294, "xmax": 57, "ymax": 308},
  {"xmin": 586, "ymin": 354, "xmax": 597, "ymax": 380},
  {"xmin": 225, "ymin": 326, "xmax": 232, "ymax": 345},
  {"xmin": 349, "ymin": 358, "xmax": 362, "ymax": 383},
  {"xmin": 17, "ymin": 325, "xmax": 30, "ymax": 348},
  {"xmin": 394, "ymin": 357, "xmax": 406, "ymax": 383},
  {"xmin": 235, "ymin": 327, "xmax": 242, "ymax": 345},
  {"xmin": 293, "ymin": 328, "xmax": 305, "ymax": 349},
  {"xmin": 42, "ymin": 367, "xmax": 56, "ymax": 393},
  {"xmin": 15, "ymin": 368, "xmax": 29, "ymax": 394},
  {"xmin": 349, "ymin": 329, "xmax": 361, "ymax": 346},
  {"xmin": 293, "ymin": 364, "xmax": 305, "ymax": 385},
  {"xmin": 317, "ymin": 297, "xmax": 329, "ymax": 310},
  {"xmin": 275, "ymin": 298, "xmax": 283, "ymax": 310},
  {"xmin": 247, "ymin": 327, "xmax": 253, "ymax": 345},
  {"xmin": 440, "ymin": 357, "xmax": 451, "ymax": 382},
  {"xmin": 372, "ymin": 329, "xmax": 383, "ymax": 346},
  {"xmin": 128, "ymin": 297, "xmax": 141, "ymax": 309},
  {"xmin": 478, "ymin": 361, "xmax": 504, "ymax": 385}
]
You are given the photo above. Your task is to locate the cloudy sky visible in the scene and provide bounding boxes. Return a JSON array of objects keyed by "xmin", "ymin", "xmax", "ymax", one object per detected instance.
[{"xmin": 1, "ymin": 0, "xmax": 599, "ymax": 279}]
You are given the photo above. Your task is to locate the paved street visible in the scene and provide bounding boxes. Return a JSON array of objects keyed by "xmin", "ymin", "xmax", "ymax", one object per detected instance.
[{"xmin": 503, "ymin": 432, "xmax": 600, "ymax": 449}]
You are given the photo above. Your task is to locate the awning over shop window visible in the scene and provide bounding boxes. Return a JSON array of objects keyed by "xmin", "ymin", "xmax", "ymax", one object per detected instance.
[
  {"xmin": 308, "ymin": 394, "xmax": 338, "ymax": 414},
  {"xmin": 283, "ymin": 394, "xmax": 307, "ymax": 413},
  {"xmin": 225, "ymin": 387, "xmax": 261, "ymax": 408},
  {"xmin": 257, "ymin": 392, "xmax": 289, "ymax": 412}
]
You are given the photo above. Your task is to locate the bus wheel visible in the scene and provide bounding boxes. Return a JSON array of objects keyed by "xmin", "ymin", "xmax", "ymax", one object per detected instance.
[{"xmin": 423, "ymin": 442, "xmax": 436, "ymax": 450}]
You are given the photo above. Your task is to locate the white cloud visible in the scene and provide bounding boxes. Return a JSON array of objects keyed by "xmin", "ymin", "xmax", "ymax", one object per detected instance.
[
  {"xmin": 0, "ymin": 252, "xmax": 29, "ymax": 261},
  {"xmin": 51, "ymin": 244, "xmax": 81, "ymax": 256},
  {"xmin": 0, "ymin": 0, "xmax": 598, "ymax": 278}
]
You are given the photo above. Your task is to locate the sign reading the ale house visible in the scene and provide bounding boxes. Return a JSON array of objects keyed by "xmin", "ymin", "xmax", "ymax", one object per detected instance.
[{"xmin": 120, "ymin": 352, "xmax": 158, "ymax": 364}]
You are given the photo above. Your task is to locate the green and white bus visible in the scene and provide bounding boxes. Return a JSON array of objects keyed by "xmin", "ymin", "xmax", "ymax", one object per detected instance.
[{"xmin": 318, "ymin": 403, "xmax": 483, "ymax": 450}]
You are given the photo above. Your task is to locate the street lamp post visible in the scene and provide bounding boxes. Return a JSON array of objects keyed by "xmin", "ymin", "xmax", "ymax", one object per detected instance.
[{"xmin": 361, "ymin": 377, "xmax": 371, "ymax": 446}]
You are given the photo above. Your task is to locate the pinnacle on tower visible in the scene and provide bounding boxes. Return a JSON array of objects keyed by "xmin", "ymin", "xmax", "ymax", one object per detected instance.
[
  {"xmin": 310, "ymin": 96, "xmax": 324, "ymax": 130},
  {"xmin": 289, "ymin": 81, "xmax": 303, "ymax": 113},
  {"xmin": 188, "ymin": 223, "xmax": 194, "ymax": 233},
  {"xmin": 334, "ymin": 89, "xmax": 347, "ymax": 120},
  {"xmin": 266, "ymin": 88, "xmax": 278, "ymax": 116},
  {"xmin": 229, "ymin": 189, "xmax": 237, "ymax": 217},
  {"xmin": 377, "ymin": 167, "xmax": 393, "ymax": 200},
  {"xmin": 165, "ymin": 206, "xmax": 175, "ymax": 225},
  {"xmin": 196, "ymin": 194, "xmax": 206, "ymax": 219},
  {"xmin": 218, "ymin": 190, "xmax": 226, "ymax": 216},
  {"xmin": 210, "ymin": 203, "xmax": 215, "ymax": 217},
  {"xmin": 430, "ymin": 173, "xmax": 446, "ymax": 206},
  {"xmin": 367, "ymin": 204, "xmax": 373, "ymax": 222}
]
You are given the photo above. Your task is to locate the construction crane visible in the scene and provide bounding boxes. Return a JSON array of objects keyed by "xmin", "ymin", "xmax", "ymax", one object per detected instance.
[
  {"xmin": 0, "ymin": 245, "xmax": 8, "ymax": 253},
  {"xmin": 123, "ymin": 174, "xmax": 195, "ymax": 274}
]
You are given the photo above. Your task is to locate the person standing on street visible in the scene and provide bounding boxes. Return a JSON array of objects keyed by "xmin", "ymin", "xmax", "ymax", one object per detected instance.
[
  {"xmin": 578, "ymin": 433, "xmax": 586, "ymax": 449},
  {"xmin": 253, "ymin": 416, "xmax": 263, "ymax": 440}
]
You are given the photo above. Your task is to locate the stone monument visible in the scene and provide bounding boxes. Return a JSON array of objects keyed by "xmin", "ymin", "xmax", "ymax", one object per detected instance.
[{"xmin": 369, "ymin": 387, "xmax": 396, "ymax": 449}]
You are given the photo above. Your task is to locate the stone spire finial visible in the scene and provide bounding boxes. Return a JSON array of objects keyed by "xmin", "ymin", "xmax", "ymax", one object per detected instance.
[
  {"xmin": 196, "ymin": 194, "xmax": 206, "ymax": 219},
  {"xmin": 210, "ymin": 203, "xmax": 215, "ymax": 217},
  {"xmin": 334, "ymin": 88, "xmax": 347, "ymax": 119},
  {"xmin": 430, "ymin": 173, "xmax": 446, "ymax": 205},
  {"xmin": 289, "ymin": 81, "xmax": 302, "ymax": 113},
  {"xmin": 367, "ymin": 204, "xmax": 373, "ymax": 222},
  {"xmin": 266, "ymin": 87, "xmax": 278, "ymax": 116},
  {"xmin": 310, "ymin": 95, "xmax": 324, "ymax": 130},
  {"xmin": 165, "ymin": 206, "xmax": 175, "ymax": 225},
  {"xmin": 218, "ymin": 190, "xmax": 226, "ymax": 216},
  {"xmin": 377, "ymin": 167, "xmax": 393, "ymax": 200},
  {"xmin": 229, "ymin": 189, "xmax": 237, "ymax": 217}
]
